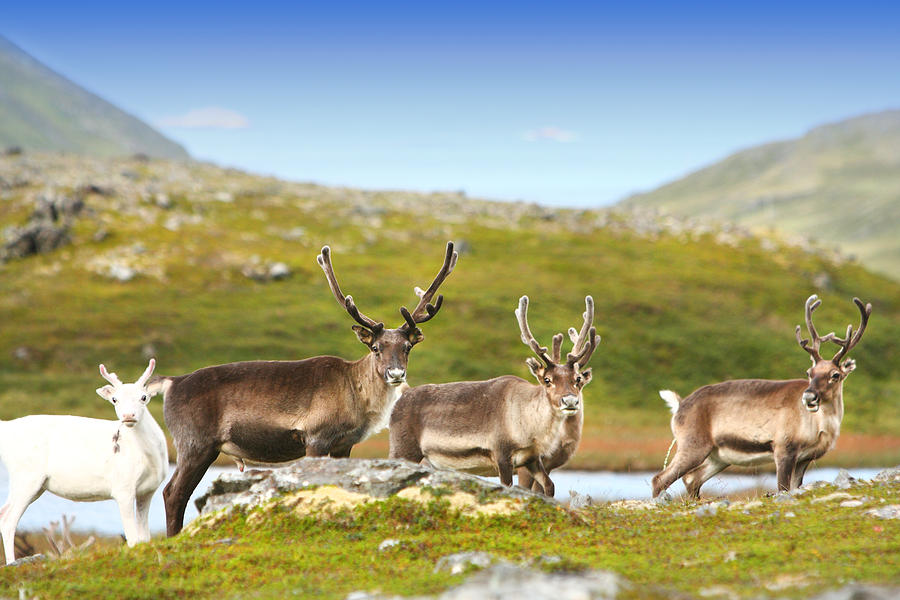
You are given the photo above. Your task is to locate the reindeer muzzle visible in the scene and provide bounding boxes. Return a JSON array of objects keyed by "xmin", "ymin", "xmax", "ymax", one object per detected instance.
[
  {"xmin": 385, "ymin": 368, "xmax": 407, "ymax": 386},
  {"xmin": 121, "ymin": 417, "xmax": 138, "ymax": 428},
  {"xmin": 802, "ymin": 391, "xmax": 819, "ymax": 412},
  {"xmin": 560, "ymin": 395, "xmax": 580, "ymax": 413}
]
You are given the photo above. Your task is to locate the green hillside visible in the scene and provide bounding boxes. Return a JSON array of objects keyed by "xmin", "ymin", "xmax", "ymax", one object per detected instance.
[
  {"xmin": 0, "ymin": 35, "xmax": 188, "ymax": 159},
  {"xmin": 621, "ymin": 110, "xmax": 900, "ymax": 280},
  {"xmin": 1, "ymin": 153, "xmax": 899, "ymax": 469}
]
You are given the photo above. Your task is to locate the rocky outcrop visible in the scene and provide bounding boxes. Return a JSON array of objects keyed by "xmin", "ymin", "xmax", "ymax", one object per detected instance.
[{"xmin": 190, "ymin": 458, "xmax": 553, "ymax": 533}]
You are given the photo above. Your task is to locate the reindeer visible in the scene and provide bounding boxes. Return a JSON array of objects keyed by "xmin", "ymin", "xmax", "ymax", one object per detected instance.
[
  {"xmin": 0, "ymin": 360, "xmax": 167, "ymax": 564},
  {"xmin": 517, "ymin": 298, "xmax": 597, "ymax": 494},
  {"xmin": 153, "ymin": 242, "xmax": 457, "ymax": 535},
  {"xmin": 652, "ymin": 295, "xmax": 871, "ymax": 499},
  {"xmin": 389, "ymin": 295, "xmax": 599, "ymax": 497}
]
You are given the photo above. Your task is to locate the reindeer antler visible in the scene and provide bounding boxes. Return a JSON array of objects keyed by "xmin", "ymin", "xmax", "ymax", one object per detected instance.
[
  {"xmin": 98, "ymin": 364, "xmax": 123, "ymax": 387},
  {"xmin": 399, "ymin": 241, "xmax": 458, "ymax": 331},
  {"xmin": 136, "ymin": 358, "xmax": 156, "ymax": 388},
  {"xmin": 826, "ymin": 297, "xmax": 872, "ymax": 364},
  {"xmin": 317, "ymin": 246, "xmax": 384, "ymax": 332},
  {"xmin": 795, "ymin": 294, "xmax": 825, "ymax": 363},
  {"xmin": 516, "ymin": 296, "xmax": 554, "ymax": 367},
  {"xmin": 566, "ymin": 296, "xmax": 600, "ymax": 366}
]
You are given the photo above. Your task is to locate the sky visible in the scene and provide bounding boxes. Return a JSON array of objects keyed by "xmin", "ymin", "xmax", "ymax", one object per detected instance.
[{"xmin": 3, "ymin": 1, "xmax": 900, "ymax": 206}]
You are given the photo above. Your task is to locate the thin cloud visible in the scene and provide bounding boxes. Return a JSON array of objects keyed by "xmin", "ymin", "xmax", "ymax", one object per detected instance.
[
  {"xmin": 522, "ymin": 126, "xmax": 578, "ymax": 143},
  {"xmin": 157, "ymin": 107, "xmax": 250, "ymax": 129}
]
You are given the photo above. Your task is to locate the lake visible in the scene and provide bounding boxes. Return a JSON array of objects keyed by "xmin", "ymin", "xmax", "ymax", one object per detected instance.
[{"xmin": 0, "ymin": 463, "xmax": 884, "ymax": 535}]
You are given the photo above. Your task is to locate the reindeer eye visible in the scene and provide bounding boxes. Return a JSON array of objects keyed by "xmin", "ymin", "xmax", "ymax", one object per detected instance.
[
  {"xmin": 141, "ymin": 395, "xmax": 148, "ymax": 402},
  {"xmin": 576, "ymin": 377, "xmax": 583, "ymax": 385},
  {"xmin": 543, "ymin": 377, "xmax": 551, "ymax": 385},
  {"xmin": 111, "ymin": 397, "xmax": 117, "ymax": 404},
  {"xmin": 831, "ymin": 372, "xmax": 840, "ymax": 380},
  {"xmin": 404, "ymin": 344, "xmax": 411, "ymax": 354}
]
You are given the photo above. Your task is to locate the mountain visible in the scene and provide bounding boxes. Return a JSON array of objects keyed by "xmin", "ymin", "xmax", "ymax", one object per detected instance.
[
  {"xmin": 2, "ymin": 153, "xmax": 898, "ymax": 470},
  {"xmin": 0, "ymin": 35, "xmax": 188, "ymax": 159},
  {"xmin": 621, "ymin": 110, "xmax": 900, "ymax": 280}
]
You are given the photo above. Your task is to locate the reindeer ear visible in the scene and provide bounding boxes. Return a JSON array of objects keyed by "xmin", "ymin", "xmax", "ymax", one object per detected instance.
[
  {"xmin": 407, "ymin": 328, "xmax": 424, "ymax": 345},
  {"xmin": 580, "ymin": 368, "xmax": 593, "ymax": 385},
  {"xmin": 96, "ymin": 385, "xmax": 116, "ymax": 402},
  {"xmin": 526, "ymin": 357, "xmax": 544, "ymax": 380},
  {"xmin": 841, "ymin": 358, "xmax": 857, "ymax": 375},
  {"xmin": 352, "ymin": 325, "xmax": 375, "ymax": 346}
]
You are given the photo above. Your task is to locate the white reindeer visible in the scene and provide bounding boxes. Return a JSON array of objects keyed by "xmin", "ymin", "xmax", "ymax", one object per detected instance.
[{"xmin": 0, "ymin": 359, "xmax": 168, "ymax": 564}]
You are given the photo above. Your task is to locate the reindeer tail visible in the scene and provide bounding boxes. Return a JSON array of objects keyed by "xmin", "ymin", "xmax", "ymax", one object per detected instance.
[
  {"xmin": 146, "ymin": 375, "xmax": 174, "ymax": 398},
  {"xmin": 659, "ymin": 390, "xmax": 681, "ymax": 415}
]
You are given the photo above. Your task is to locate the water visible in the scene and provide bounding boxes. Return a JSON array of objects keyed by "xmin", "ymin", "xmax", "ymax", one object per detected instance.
[{"xmin": 0, "ymin": 462, "xmax": 884, "ymax": 535}]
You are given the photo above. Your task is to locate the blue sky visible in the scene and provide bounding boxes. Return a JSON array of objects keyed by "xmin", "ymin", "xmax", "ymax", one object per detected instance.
[{"xmin": 4, "ymin": 1, "xmax": 900, "ymax": 206}]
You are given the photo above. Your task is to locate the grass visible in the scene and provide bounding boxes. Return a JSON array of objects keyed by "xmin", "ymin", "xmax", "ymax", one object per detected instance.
[
  {"xmin": 1, "ymin": 154, "xmax": 900, "ymax": 470},
  {"xmin": 2, "ymin": 477, "xmax": 898, "ymax": 598}
]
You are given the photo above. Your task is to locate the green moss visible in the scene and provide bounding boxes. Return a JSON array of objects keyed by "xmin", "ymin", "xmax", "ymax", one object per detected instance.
[{"xmin": 2, "ymin": 483, "xmax": 898, "ymax": 598}]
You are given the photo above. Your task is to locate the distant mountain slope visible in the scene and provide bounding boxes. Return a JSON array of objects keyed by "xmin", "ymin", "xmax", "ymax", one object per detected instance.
[
  {"xmin": 1, "ymin": 153, "xmax": 899, "ymax": 469},
  {"xmin": 0, "ymin": 35, "xmax": 188, "ymax": 159},
  {"xmin": 621, "ymin": 110, "xmax": 900, "ymax": 279}
]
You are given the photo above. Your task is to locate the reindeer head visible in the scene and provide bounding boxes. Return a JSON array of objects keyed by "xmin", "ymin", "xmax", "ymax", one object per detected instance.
[
  {"xmin": 516, "ymin": 295, "xmax": 600, "ymax": 415},
  {"xmin": 317, "ymin": 242, "xmax": 458, "ymax": 387},
  {"xmin": 795, "ymin": 295, "xmax": 871, "ymax": 412},
  {"xmin": 95, "ymin": 359, "xmax": 158, "ymax": 427}
]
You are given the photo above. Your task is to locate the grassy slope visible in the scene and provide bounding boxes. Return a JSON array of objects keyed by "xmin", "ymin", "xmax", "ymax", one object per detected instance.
[
  {"xmin": 621, "ymin": 110, "xmax": 900, "ymax": 280},
  {"xmin": 1, "ymin": 154, "xmax": 899, "ymax": 469},
  {"xmin": 0, "ymin": 35, "xmax": 188, "ymax": 159},
  {"xmin": 1, "ymin": 478, "xmax": 898, "ymax": 598}
]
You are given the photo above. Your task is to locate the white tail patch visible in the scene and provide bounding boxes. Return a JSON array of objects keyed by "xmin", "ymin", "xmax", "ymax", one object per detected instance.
[
  {"xmin": 146, "ymin": 377, "xmax": 173, "ymax": 398},
  {"xmin": 659, "ymin": 390, "xmax": 680, "ymax": 414}
]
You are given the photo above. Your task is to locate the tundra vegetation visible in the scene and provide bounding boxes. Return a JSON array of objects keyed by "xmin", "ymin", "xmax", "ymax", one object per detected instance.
[
  {"xmin": 0, "ymin": 464, "xmax": 898, "ymax": 598},
  {"xmin": 1, "ymin": 154, "xmax": 898, "ymax": 470}
]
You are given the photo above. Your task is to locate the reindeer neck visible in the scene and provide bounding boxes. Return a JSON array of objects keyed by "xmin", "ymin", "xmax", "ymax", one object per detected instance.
[{"xmin": 348, "ymin": 352, "xmax": 391, "ymax": 410}]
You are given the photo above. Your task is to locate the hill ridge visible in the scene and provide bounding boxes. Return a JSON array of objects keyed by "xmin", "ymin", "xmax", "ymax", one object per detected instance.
[{"xmin": 0, "ymin": 34, "xmax": 188, "ymax": 159}]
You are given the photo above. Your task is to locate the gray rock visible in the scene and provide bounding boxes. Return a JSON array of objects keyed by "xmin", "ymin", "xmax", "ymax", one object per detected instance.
[
  {"xmin": 568, "ymin": 490, "xmax": 593, "ymax": 510},
  {"xmin": 694, "ymin": 503, "xmax": 719, "ymax": 517},
  {"xmin": 434, "ymin": 551, "xmax": 497, "ymax": 574},
  {"xmin": 652, "ymin": 491, "xmax": 672, "ymax": 505},
  {"xmin": 107, "ymin": 263, "xmax": 137, "ymax": 282},
  {"xmin": 437, "ymin": 563, "xmax": 626, "ymax": 600},
  {"xmin": 9, "ymin": 553, "xmax": 46, "ymax": 567},
  {"xmin": 865, "ymin": 505, "xmax": 900, "ymax": 520},
  {"xmin": 873, "ymin": 466, "xmax": 900, "ymax": 483},
  {"xmin": 833, "ymin": 469, "xmax": 857, "ymax": 489},
  {"xmin": 194, "ymin": 458, "xmax": 550, "ymax": 515},
  {"xmin": 378, "ymin": 539, "xmax": 401, "ymax": 552},
  {"xmin": 812, "ymin": 584, "xmax": 900, "ymax": 599},
  {"xmin": 772, "ymin": 493, "xmax": 797, "ymax": 504},
  {"xmin": 268, "ymin": 262, "xmax": 291, "ymax": 280}
]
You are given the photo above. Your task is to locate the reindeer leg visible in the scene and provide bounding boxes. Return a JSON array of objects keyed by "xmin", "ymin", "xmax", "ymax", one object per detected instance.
[
  {"xmin": 774, "ymin": 447, "xmax": 798, "ymax": 492},
  {"xmin": 682, "ymin": 456, "xmax": 728, "ymax": 499},
  {"xmin": 792, "ymin": 459, "xmax": 811, "ymax": 489},
  {"xmin": 1, "ymin": 476, "xmax": 45, "ymax": 564},
  {"xmin": 135, "ymin": 491, "xmax": 154, "ymax": 543},
  {"xmin": 329, "ymin": 445, "xmax": 353, "ymax": 458},
  {"xmin": 115, "ymin": 492, "xmax": 139, "ymax": 546},
  {"xmin": 652, "ymin": 440, "xmax": 711, "ymax": 498},
  {"xmin": 496, "ymin": 452, "xmax": 514, "ymax": 487},
  {"xmin": 163, "ymin": 446, "xmax": 218, "ymax": 536},
  {"xmin": 524, "ymin": 457, "xmax": 555, "ymax": 497},
  {"xmin": 517, "ymin": 467, "xmax": 539, "ymax": 493}
]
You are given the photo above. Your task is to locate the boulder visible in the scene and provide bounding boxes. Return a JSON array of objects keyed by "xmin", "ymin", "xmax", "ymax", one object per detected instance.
[{"xmin": 193, "ymin": 457, "xmax": 552, "ymax": 518}]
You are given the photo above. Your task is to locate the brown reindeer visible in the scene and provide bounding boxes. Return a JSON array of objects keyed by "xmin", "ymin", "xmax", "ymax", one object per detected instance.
[
  {"xmin": 389, "ymin": 295, "xmax": 599, "ymax": 497},
  {"xmin": 652, "ymin": 295, "xmax": 871, "ymax": 499},
  {"xmin": 517, "ymin": 298, "xmax": 597, "ymax": 494},
  {"xmin": 154, "ymin": 242, "xmax": 457, "ymax": 535}
]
